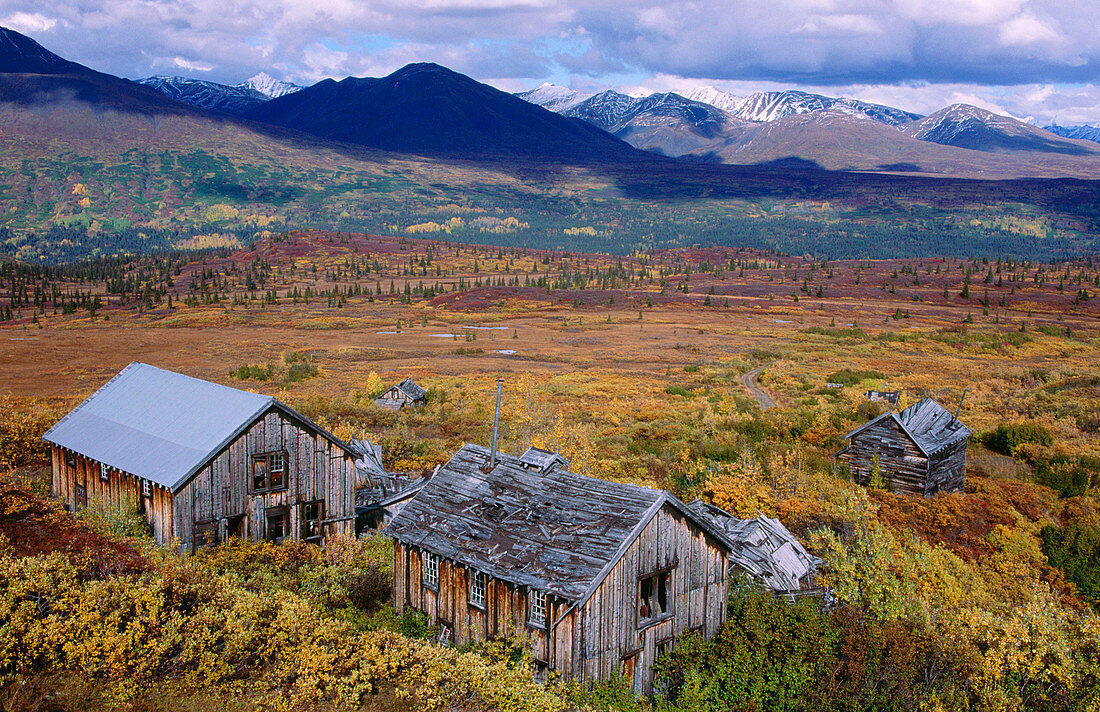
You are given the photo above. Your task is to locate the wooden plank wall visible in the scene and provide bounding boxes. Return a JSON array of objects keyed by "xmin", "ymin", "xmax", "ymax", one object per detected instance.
[
  {"xmin": 576, "ymin": 505, "xmax": 729, "ymax": 696},
  {"xmin": 51, "ymin": 445, "xmax": 174, "ymax": 545},
  {"xmin": 392, "ymin": 503, "xmax": 730, "ymax": 696},
  {"xmin": 926, "ymin": 440, "xmax": 967, "ymax": 494},
  {"xmin": 393, "ymin": 540, "xmax": 564, "ymax": 671},
  {"xmin": 174, "ymin": 407, "xmax": 358, "ymax": 551},
  {"xmin": 841, "ymin": 420, "xmax": 930, "ymax": 496}
]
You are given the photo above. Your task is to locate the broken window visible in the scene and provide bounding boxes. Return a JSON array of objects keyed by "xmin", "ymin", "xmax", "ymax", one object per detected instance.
[
  {"xmin": 423, "ymin": 550, "xmax": 439, "ymax": 589},
  {"xmin": 301, "ymin": 501, "xmax": 324, "ymax": 544},
  {"xmin": 265, "ymin": 507, "xmax": 288, "ymax": 544},
  {"xmin": 75, "ymin": 483, "xmax": 87, "ymax": 510},
  {"xmin": 529, "ymin": 589, "xmax": 546, "ymax": 627},
  {"xmin": 638, "ymin": 569, "xmax": 671, "ymax": 626},
  {"xmin": 469, "ymin": 570, "xmax": 487, "ymax": 608},
  {"xmin": 65, "ymin": 452, "xmax": 76, "ymax": 469},
  {"xmin": 252, "ymin": 451, "xmax": 288, "ymax": 493}
]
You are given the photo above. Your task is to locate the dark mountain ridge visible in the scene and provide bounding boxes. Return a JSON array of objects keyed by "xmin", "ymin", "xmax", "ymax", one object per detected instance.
[{"xmin": 247, "ymin": 63, "xmax": 646, "ymax": 163}]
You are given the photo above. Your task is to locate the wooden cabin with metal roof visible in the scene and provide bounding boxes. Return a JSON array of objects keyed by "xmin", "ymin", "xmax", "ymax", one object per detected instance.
[
  {"xmin": 375, "ymin": 378, "xmax": 427, "ymax": 409},
  {"xmin": 836, "ymin": 398, "xmax": 971, "ymax": 496},
  {"xmin": 44, "ymin": 362, "xmax": 362, "ymax": 551},
  {"xmin": 384, "ymin": 443, "xmax": 733, "ymax": 696}
]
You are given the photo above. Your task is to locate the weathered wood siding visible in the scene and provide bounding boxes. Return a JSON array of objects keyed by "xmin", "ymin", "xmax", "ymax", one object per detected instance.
[
  {"xmin": 576, "ymin": 504, "xmax": 729, "ymax": 696},
  {"xmin": 926, "ymin": 439, "xmax": 966, "ymax": 494},
  {"xmin": 51, "ymin": 444, "xmax": 174, "ymax": 545},
  {"xmin": 392, "ymin": 502, "xmax": 729, "ymax": 696},
  {"xmin": 841, "ymin": 419, "xmax": 929, "ymax": 496},
  {"xmin": 840, "ymin": 420, "xmax": 966, "ymax": 496},
  {"xmin": 173, "ymin": 407, "xmax": 358, "ymax": 551}
]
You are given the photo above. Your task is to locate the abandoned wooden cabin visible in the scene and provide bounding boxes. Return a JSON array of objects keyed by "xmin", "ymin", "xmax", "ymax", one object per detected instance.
[
  {"xmin": 866, "ymin": 389, "xmax": 901, "ymax": 405},
  {"xmin": 351, "ymin": 437, "xmax": 425, "ymax": 533},
  {"xmin": 384, "ymin": 443, "xmax": 733, "ymax": 696},
  {"xmin": 43, "ymin": 362, "xmax": 362, "ymax": 551},
  {"xmin": 836, "ymin": 398, "xmax": 971, "ymax": 496},
  {"xmin": 375, "ymin": 378, "xmax": 427, "ymax": 409},
  {"xmin": 686, "ymin": 500, "xmax": 820, "ymax": 599}
]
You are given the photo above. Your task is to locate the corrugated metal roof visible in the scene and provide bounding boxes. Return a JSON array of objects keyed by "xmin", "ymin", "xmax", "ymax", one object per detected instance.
[
  {"xmin": 384, "ymin": 443, "xmax": 730, "ymax": 601},
  {"xmin": 43, "ymin": 362, "xmax": 338, "ymax": 492},
  {"xmin": 843, "ymin": 398, "xmax": 970, "ymax": 456}
]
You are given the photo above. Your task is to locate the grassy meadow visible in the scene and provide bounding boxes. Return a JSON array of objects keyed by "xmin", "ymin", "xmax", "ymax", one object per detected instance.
[{"xmin": 2, "ymin": 230, "xmax": 1100, "ymax": 710}]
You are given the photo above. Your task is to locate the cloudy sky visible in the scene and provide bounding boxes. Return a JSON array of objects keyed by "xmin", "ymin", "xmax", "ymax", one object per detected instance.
[{"xmin": 4, "ymin": 0, "xmax": 1099, "ymax": 124}]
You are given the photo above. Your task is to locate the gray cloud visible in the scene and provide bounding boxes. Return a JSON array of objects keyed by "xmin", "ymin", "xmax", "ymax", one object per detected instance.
[{"xmin": 3, "ymin": 0, "xmax": 1100, "ymax": 123}]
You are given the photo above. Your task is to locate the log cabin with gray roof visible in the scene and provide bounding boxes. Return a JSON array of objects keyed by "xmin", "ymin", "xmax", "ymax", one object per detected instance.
[
  {"xmin": 384, "ymin": 443, "xmax": 733, "ymax": 696},
  {"xmin": 375, "ymin": 378, "xmax": 427, "ymax": 409},
  {"xmin": 836, "ymin": 398, "xmax": 971, "ymax": 496},
  {"xmin": 44, "ymin": 362, "xmax": 363, "ymax": 552}
]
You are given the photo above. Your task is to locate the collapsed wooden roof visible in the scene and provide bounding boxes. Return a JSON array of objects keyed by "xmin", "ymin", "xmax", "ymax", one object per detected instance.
[
  {"xmin": 685, "ymin": 500, "xmax": 819, "ymax": 593},
  {"xmin": 843, "ymin": 398, "xmax": 971, "ymax": 456},
  {"xmin": 384, "ymin": 443, "xmax": 730, "ymax": 602}
]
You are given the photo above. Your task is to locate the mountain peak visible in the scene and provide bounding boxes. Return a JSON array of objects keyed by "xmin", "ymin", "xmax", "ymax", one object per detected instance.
[
  {"xmin": 0, "ymin": 25, "xmax": 91, "ymax": 75},
  {"xmin": 239, "ymin": 71, "xmax": 300, "ymax": 99}
]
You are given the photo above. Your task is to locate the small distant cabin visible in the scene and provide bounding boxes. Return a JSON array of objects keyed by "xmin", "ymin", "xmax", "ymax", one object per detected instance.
[
  {"xmin": 837, "ymin": 398, "xmax": 971, "ymax": 496},
  {"xmin": 43, "ymin": 362, "xmax": 362, "ymax": 551},
  {"xmin": 375, "ymin": 378, "xmax": 427, "ymax": 410},
  {"xmin": 866, "ymin": 390, "xmax": 900, "ymax": 405},
  {"xmin": 385, "ymin": 443, "xmax": 733, "ymax": 696},
  {"xmin": 686, "ymin": 501, "xmax": 820, "ymax": 599}
]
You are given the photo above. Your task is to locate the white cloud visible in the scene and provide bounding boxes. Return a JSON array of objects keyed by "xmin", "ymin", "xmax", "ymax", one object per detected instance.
[
  {"xmin": 172, "ymin": 56, "xmax": 213, "ymax": 72},
  {"xmin": 998, "ymin": 12, "xmax": 1061, "ymax": 47},
  {"xmin": 2, "ymin": 11, "xmax": 59, "ymax": 33}
]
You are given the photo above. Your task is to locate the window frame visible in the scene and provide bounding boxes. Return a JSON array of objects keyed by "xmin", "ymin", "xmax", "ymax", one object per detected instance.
[
  {"xmin": 637, "ymin": 566, "xmax": 675, "ymax": 629},
  {"xmin": 422, "ymin": 550, "xmax": 440, "ymax": 590},
  {"xmin": 65, "ymin": 451, "xmax": 76, "ymax": 469},
  {"xmin": 75, "ymin": 483, "xmax": 87, "ymax": 510},
  {"xmin": 528, "ymin": 588, "xmax": 547, "ymax": 628},
  {"xmin": 265, "ymin": 506, "xmax": 289, "ymax": 544},
  {"xmin": 100, "ymin": 462, "xmax": 110, "ymax": 483},
  {"xmin": 301, "ymin": 500, "xmax": 324, "ymax": 544},
  {"xmin": 141, "ymin": 479, "xmax": 151, "ymax": 498},
  {"xmin": 251, "ymin": 450, "xmax": 289, "ymax": 493},
  {"xmin": 469, "ymin": 570, "xmax": 487, "ymax": 610}
]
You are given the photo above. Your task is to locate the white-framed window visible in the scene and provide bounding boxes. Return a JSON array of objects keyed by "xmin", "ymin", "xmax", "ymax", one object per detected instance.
[
  {"xmin": 142, "ymin": 479, "xmax": 151, "ymax": 497},
  {"xmin": 423, "ymin": 550, "xmax": 439, "ymax": 589},
  {"xmin": 100, "ymin": 462, "xmax": 110, "ymax": 482},
  {"xmin": 469, "ymin": 570, "xmax": 486, "ymax": 608},
  {"xmin": 529, "ymin": 589, "xmax": 546, "ymax": 627}
]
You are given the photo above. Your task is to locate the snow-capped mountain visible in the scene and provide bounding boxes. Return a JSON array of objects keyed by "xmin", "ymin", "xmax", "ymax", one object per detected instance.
[
  {"xmin": 137, "ymin": 76, "xmax": 268, "ymax": 115},
  {"xmin": 241, "ymin": 72, "xmax": 300, "ymax": 99},
  {"xmin": 607, "ymin": 92, "xmax": 744, "ymax": 156},
  {"xmin": 732, "ymin": 90, "xmax": 920, "ymax": 126},
  {"xmin": 1044, "ymin": 124, "xmax": 1100, "ymax": 145},
  {"xmin": 674, "ymin": 86, "xmax": 744, "ymax": 113},
  {"xmin": 562, "ymin": 90, "xmax": 643, "ymax": 131},
  {"xmin": 902, "ymin": 104, "xmax": 1095, "ymax": 153},
  {"xmin": 514, "ymin": 82, "xmax": 590, "ymax": 113}
]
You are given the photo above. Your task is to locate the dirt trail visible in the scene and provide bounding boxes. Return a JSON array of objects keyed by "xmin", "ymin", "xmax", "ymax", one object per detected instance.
[{"xmin": 742, "ymin": 362, "xmax": 777, "ymax": 410}]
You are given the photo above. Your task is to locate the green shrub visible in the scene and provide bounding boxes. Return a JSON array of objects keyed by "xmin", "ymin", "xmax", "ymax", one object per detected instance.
[
  {"xmin": 1035, "ymin": 456, "xmax": 1100, "ymax": 498},
  {"xmin": 984, "ymin": 421, "xmax": 1054, "ymax": 456},
  {"xmin": 1042, "ymin": 523, "xmax": 1100, "ymax": 608},
  {"xmin": 229, "ymin": 363, "xmax": 274, "ymax": 381},
  {"xmin": 826, "ymin": 368, "xmax": 885, "ymax": 386},
  {"xmin": 285, "ymin": 362, "xmax": 319, "ymax": 382},
  {"xmin": 665, "ymin": 385, "xmax": 690, "ymax": 397}
]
